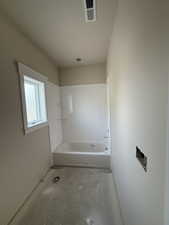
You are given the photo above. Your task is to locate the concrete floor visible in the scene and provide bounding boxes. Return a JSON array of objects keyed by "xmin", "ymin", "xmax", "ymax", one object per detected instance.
[{"xmin": 18, "ymin": 168, "xmax": 115, "ymax": 225}]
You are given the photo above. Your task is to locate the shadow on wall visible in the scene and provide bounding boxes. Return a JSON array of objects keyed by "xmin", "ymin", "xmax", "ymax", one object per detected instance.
[{"xmin": 107, "ymin": 0, "xmax": 169, "ymax": 225}]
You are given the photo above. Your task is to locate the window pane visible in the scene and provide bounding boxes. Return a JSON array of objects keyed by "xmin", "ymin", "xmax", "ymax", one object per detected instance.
[
  {"xmin": 38, "ymin": 82, "xmax": 47, "ymax": 122},
  {"xmin": 24, "ymin": 79, "xmax": 40, "ymax": 126},
  {"xmin": 23, "ymin": 75, "xmax": 47, "ymax": 128}
]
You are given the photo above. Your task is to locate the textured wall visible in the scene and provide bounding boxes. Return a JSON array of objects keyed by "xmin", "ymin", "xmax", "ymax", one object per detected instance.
[
  {"xmin": 59, "ymin": 63, "xmax": 106, "ymax": 86},
  {"xmin": 0, "ymin": 12, "xmax": 58, "ymax": 225},
  {"xmin": 107, "ymin": 0, "xmax": 168, "ymax": 225}
]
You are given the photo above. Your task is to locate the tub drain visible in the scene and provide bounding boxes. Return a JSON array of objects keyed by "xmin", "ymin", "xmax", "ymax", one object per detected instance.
[{"xmin": 53, "ymin": 176, "xmax": 60, "ymax": 183}]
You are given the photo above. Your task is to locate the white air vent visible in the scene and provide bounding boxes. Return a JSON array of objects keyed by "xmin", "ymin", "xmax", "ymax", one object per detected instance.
[{"xmin": 84, "ymin": 0, "xmax": 96, "ymax": 22}]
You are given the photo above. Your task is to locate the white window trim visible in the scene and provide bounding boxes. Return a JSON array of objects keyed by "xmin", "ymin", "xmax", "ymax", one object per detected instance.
[{"xmin": 18, "ymin": 62, "xmax": 48, "ymax": 134}]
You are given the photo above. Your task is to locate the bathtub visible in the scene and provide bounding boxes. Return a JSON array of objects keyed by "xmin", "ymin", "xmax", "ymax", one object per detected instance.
[{"xmin": 53, "ymin": 142, "xmax": 111, "ymax": 169}]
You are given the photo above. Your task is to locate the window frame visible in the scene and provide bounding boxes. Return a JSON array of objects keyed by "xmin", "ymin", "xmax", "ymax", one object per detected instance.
[{"xmin": 18, "ymin": 62, "xmax": 48, "ymax": 134}]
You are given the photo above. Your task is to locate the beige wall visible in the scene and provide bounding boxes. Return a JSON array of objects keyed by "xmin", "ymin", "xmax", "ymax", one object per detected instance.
[
  {"xmin": 0, "ymin": 12, "xmax": 58, "ymax": 225},
  {"xmin": 59, "ymin": 63, "xmax": 106, "ymax": 86},
  {"xmin": 107, "ymin": 0, "xmax": 168, "ymax": 225}
]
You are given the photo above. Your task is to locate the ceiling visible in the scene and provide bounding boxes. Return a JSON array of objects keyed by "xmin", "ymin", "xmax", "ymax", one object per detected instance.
[{"xmin": 0, "ymin": 0, "xmax": 116, "ymax": 67}]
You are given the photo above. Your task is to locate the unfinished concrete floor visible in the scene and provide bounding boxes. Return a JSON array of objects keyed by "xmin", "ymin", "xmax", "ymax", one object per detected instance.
[{"xmin": 18, "ymin": 168, "xmax": 115, "ymax": 225}]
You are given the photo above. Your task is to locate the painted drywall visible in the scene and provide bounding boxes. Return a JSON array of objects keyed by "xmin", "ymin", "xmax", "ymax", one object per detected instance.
[
  {"xmin": 61, "ymin": 84, "xmax": 108, "ymax": 143},
  {"xmin": 0, "ymin": 12, "xmax": 58, "ymax": 225},
  {"xmin": 46, "ymin": 82, "xmax": 63, "ymax": 153},
  {"xmin": 164, "ymin": 94, "xmax": 169, "ymax": 225},
  {"xmin": 59, "ymin": 63, "xmax": 106, "ymax": 86},
  {"xmin": 164, "ymin": 54, "xmax": 169, "ymax": 225},
  {"xmin": 107, "ymin": 1, "xmax": 168, "ymax": 225}
]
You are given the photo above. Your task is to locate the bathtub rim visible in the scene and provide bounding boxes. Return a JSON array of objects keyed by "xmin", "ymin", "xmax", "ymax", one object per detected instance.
[
  {"xmin": 54, "ymin": 142, "xmax": 111, "ymax": 154},
  {"xmin": 53, "ymin": 151, "xmax": 111, "ymax": 155}
]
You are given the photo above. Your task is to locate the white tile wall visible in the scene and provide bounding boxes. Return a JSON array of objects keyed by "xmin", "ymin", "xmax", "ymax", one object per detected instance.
[
  {"xmin": 46, "ymin": 82, "xmax": 63, "ymax": 152},
  {"xmin": 61, "ymin": 84, "xmax": 108, "ymax": 143}
]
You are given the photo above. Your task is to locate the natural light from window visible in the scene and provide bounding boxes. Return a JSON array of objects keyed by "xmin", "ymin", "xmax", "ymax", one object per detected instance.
[
  {"xmin": 24, "ymin": 75, "xmax": 47, "ymax": 128},
  {"xmin": 18, "ymin": 62, "xmax": 48, "ymax": 134}
]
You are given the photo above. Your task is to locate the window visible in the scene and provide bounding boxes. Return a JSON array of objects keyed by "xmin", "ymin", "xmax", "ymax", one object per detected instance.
[{"xmin": 18, "ymin": 63, "xmax": 48, "ymax": 134}]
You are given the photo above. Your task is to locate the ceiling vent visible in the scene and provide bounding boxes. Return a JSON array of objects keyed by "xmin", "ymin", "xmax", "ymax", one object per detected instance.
[{"xmin": 84, "ymin": 0, "xmax": 96, "ymax": 22}]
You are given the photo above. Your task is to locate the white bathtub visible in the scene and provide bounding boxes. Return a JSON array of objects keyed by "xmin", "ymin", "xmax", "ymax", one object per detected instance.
[{"xmin": 53, "ymin": 142, "xmax": 111, "ymax": 169}]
